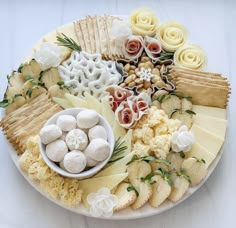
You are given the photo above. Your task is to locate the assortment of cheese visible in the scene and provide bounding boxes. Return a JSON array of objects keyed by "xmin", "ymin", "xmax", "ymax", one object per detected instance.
[{"xmin": 0, "ymin": 7, "xmax": 230, "ymax": 218}]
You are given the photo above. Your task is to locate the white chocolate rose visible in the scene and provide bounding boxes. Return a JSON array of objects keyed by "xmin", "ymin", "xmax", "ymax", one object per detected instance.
[
  {"xmin": 157, "ymin": 21, "xmax": 188, "ymax": 52},
  {"xmin": 171, "ymin": 125, "xmax": 195, "ymax": 153},
  {"xmin": 34, "ymin": 43, "xmax": 61, "ymax": 70},
  {"xmin": 174, "ymin": 44, "xmax": 207, "ymax": 70},
  {"xmin": 87, "ymin": 188, "xmax": 118, "ymax": 217},
  {"xmin": 130, "ymin": 8, "xmax": 158, "ymax": 37}
]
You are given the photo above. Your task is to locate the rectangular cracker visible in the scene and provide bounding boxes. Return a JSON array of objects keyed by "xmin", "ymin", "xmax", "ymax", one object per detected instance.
[
  {"xmin": 73, "ymin": 21, "xmax": 86, "ymax": 51},
  {"xmin": 92, "ymin": 16, "xmax": 101, "ymax": 53},
  {"xmin": 86, "ymin": 16, "xmax": 96, "ymax": 53},
  {"xmin": 176, "ymin": 81, "xmax": 229, "ymax": 108},
  {"xmin": 78, "ymin": 19, "xmax": 91, "ymax": 53},
  {"xmin": 96, "ymin": 16, "xmax": 108, "ymax": 56}
]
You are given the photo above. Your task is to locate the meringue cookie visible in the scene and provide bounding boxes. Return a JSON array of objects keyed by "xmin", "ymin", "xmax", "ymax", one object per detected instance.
[
  {"xmin": 56, "ymin": 115, "xmax": 77, "ymax": 131},
  {"xmin": 40, "ymin": 124, "xmax": 62, "ymax": 144},
  {"xmin": 76, "ymin": 110, "xmax": 99, "ymax": 129},
  {"xmin": 46, "ymin": 139, "xmax": 68, "ymax": 162},
  {"xmin": 65, "ymin": 129, "xmax": 88, "ymax": 151},
  {"xmin": 84, "ymin": 138, "xmax": 110, "ymax": 162},
  {"xmin": 88, "ymin": 125, "xmax": 107, "ymax": 141},
  {"xmin": 63, "ymin": 150, "xmax": 87, "ymax": 173}
]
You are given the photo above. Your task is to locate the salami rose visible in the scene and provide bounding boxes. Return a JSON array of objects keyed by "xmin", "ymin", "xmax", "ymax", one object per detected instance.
[
  {"xmin": 123, "ymin": 35, "xmax": 144, "ymax": 60},
  {"xmin": 144, "ymin": 36, "xmax": 162, "ymax": 61},
  {"xmin": 106, "ymin": 86, "xmax": 133, "ymax": 111}
]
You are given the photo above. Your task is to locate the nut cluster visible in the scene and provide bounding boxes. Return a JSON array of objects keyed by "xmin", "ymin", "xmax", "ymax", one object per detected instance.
[{"xmin": 120, "ymin": 56, "xmax": 172, "ymax": 95}]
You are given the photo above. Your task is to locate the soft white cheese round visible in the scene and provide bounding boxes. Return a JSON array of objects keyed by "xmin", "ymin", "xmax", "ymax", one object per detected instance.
[
  {"xmin": 84, "ymin": 138, "xmax": 110, "ymax": 162},
  {"xmin": 76, "ymin": 110, "xmax": 99, "ymax": 129},
  {"xmin": 40, "ymin": 124, "xmax": 62, "ymax": 144},
  {"xmin": 88, "ymin": 125, "xmax": 108, "ymax": 141},
  {"xmin": 65, "ymin": 129, "xmax": 88, "ymax": 151},
  {"xmin": 45, "ymin": 139, "xmax": 68, "ymax": 162},
  {"xmin": 63, "ymin": 150, "xmax": 87, "ymax": 173},
  {"xmin": 56, "ymin": 115, "xmax": 77, "ymax": 131}
]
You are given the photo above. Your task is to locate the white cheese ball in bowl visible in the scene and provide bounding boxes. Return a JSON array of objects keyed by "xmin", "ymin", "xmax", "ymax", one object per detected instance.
[
  {"xmin": 63, "ymin": 150, "xmax": 87, "ymax": 174},
  {"xmin": 76, "ymin": 109, "xmax": 99, "ymax": 129},
  {"xmin": 65, "ymin": 129, "xmax": 88, "ymax": 151},
  {"xmin": 39, "ymin": 108, "xmax": 115, "ymax": 179},
  {"xmin": 45, "ymin": 139, "xmax": 68, "ymax": 162},
  {"xmin": 56, "ymin": 114, "xmax": 76, "ymax": 131},
  {"xmin": 40, "ymin": 124, "xmax": 62, "ymax": 144},
  {"xmin": 88, "ymin": 125, "xmax": 107, "ymax": 141}
]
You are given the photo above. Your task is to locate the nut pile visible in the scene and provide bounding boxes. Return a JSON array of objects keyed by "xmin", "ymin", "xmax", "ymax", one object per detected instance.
[{"xmin": 119, "ymin": 55, "xmax": 173, "ymax": 95}]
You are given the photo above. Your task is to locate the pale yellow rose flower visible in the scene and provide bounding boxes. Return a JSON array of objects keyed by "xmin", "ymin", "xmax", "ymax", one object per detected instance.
[
  {"xmin": 130, "ymin": 8, "xmax": 158, "ymax": 37},
  {"xmin": 174, "ymin": 44, "xmax": 207, "ymax": 71},
  {"xmin": 157, "ymin": 21, "xmax": 188, "ymax": 52}
]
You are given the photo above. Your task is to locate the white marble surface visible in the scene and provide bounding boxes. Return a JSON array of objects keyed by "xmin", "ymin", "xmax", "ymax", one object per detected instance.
[{"xmin": 0, "ymin": 0, "xmax": 235, "ymax": 227}]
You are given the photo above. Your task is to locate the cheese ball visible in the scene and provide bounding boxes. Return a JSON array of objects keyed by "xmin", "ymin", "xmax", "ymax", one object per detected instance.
[
  {"xmin": 45, "ymin": 139, "xmax": 68, "ymax": 162},
  {"xmin": 84, "ymin": 138, "xmax": 110, "ymax": 162},
  {"xmin": 40, "ymin": 124, "xmax": 62, "ymax": 144},
  {"xmin": 76, "ymin": 110, "xmax": 99, "ymax": 129},
  {"xmin": 65, "ymin": 129, "xmax": 88, "ymax": 151},
  {"xmin": 88, "ymin": 125, "xmax": 107, "ymax": 141},
  {"xmin": 56, "ymin": 115, "xmax": 77, "ymax": 131},
  {"xmin": 63, "ymin": 151, "xmax": 87, "ymax": 173}
]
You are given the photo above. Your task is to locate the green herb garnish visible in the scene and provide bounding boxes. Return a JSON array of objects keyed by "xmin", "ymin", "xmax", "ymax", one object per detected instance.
[
  {"xmin": 155, "ymin": 168, "xmax": 173, "ymax": 186},
  {"xmin": 126, "ymin": 154, "xmax": 139, "ymax": 165},
  {"xmin": 193, "ymin": 157, "xmax": 206, "ymax": 164},
  {"xmin": 140, "ymin": 173, "xmax": 156, "ymax": 185},
  {"xmin": 17, "ymin": 63, "xmax": 25, "ymax": 73},
  {"xmin": 185, "ymin": 110, "xmax": 196, "ymax": 115},
  {"xmin": 159, "ymin": 52, "xmax": 174, "ymax": 61},
  {"xmin": 109, "ymin": 137, "xmax": 128, "ymax": 163},
  {"xmin": 57, "ymin": 81, "xmax": 71, "ymax": 89},
  {"xmin": 56, "ymin": 33, "xmax": 81, "ymax": 51},
  {"xmin": 179, "ymin": 168, "xmax": 191, "ymax": 183},
  {"xmin": 0, "ymin": 99, "xmax": 9, "ymax": 108},
  {"xmin": 179, "ymin": 151, "xmax": 185, "ymax": 158},
  {"xmin": 127, "ymin": 185, "xmax": 139, "ymax": 197},
  {"xmin": 26, "ymin": 88, "xmax": 33, "ymax": 98}
]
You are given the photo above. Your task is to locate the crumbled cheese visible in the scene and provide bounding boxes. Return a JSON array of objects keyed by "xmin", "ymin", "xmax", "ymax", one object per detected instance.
[
  {"xmin": 18, "ymin": 136, "xmax": 83, "ymax": 207},
  {"xmin": 132, "ymin": 106, "xmax": 181, "ymax": 159}
]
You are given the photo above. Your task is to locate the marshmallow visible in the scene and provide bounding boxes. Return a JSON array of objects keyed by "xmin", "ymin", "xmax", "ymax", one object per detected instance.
[
  {"xmin": 65, "ymin": 129, "xmax": 88, "ymax": 151},
  {"xmin": 88, "ymin": 125, "xmax": 107, "ymax": 141},
  {"xmin": 56, "ymin": 115, "xmax": 77, "ymax": 131},
  {"xmin": 77, "ymin": 110, "xmax": 99, "ymax": 129},
  {"xmin": 84, "ymin": 138, "xmax": 110, "ymax": 162},
  {"xmin": 63, "ymin": 151, "xmax": 87, "ymax": 173},
  {"xmin": 46, "ymin": 139, "xmax": 68, "ymax": 162},
  {"xmin": 40, "ymin": 124, "xmax": 62, "ymax": 144}
]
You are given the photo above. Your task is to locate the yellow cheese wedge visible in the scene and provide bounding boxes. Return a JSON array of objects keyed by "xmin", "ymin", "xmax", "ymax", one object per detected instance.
[
  {"xmin": 192, "ymin": 105, "xmax": 227, "ymax": 120},
  {"xmin": 193, "ymin": 114, "xmax": 227, "ymax": 140},
  {"xmin": 95, "ymin": 152, "xmax": 134, "ymax": 177},
  {"xmin": 185, "ymin": 142, "xmax": 215, "ymax": 168},
  {"xmin": 190, "ymin": 124, "xmax": 224, "ymax": 157}
]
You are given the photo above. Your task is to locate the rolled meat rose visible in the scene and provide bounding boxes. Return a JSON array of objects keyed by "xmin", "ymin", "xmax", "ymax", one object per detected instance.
[
  {"xmin": 174, "ymin": 44, "xmax": 207, "ymax": 71},
  {"xmin": 115, "ymin": 96, "xmax": 149, "ymax": 129},
  {"xmin": 144, "ymin": 36, "xmax": 162, "ymax": 61},
  {"xmin": 106, "ymin": 86, "xmax": 133, "ymax": 111},
  {"xmin": 123, "ymin": 35, "xmax": 144, "ymax": 60},
  {"xmin": 115, "ymin": 100, "xmax": 137, "ymax": 129}
]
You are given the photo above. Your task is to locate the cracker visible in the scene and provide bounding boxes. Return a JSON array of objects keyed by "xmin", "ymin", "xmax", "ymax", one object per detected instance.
[
  {"xmin": 176, "ymin": 81, "xmax": 229, "ymax": 108},
  {"xmin": 73, "ymin": 21, "xmax": 86, "ymax": 51},
  {"xmin": 86, "ymin": 16, "xmax": 96, "ymax": 53},
  {"xmin": 79, "ymin": 19, "xmax": 92, "ymax": 53},
  {"xmin": 92, "ymin": 16, "xmax": 101, "ymax": 53},
  {"xmin": 96, "ymin": 16, "xmax": 108, "ymax": 56}
]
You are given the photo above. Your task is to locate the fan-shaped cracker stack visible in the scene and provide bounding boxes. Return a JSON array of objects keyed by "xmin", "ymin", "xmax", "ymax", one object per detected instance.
[
  {"xmin": 168, "ymin": 67, "xmax": 231, "ymax": 108},
  {"xmin": 0, "ymin": 94, "xmax": 62, "ymax": 155},
  {"xmin": 74, "ymin": 15, "xmax": 123, "ymax": 59}
]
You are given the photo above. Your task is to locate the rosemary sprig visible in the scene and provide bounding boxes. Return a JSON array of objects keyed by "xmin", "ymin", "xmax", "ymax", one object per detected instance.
[
  {"xmin": 56, "ymin": 33, "xmax": 81, "ymax": 51},
  {"xmin": 109, "ymin": 137, "xmax": 128, "ymax": 163}
]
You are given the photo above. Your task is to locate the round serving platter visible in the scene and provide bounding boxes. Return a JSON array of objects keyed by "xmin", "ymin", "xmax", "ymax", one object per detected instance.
[{"xmin": 0, "ymin": 13, "xmax": 229, "ymax": 220}]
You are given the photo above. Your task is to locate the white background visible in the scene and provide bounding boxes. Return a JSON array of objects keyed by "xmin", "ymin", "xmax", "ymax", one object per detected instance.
[{"xmin": 0, "ymin": 0, "xmax": 235, "ymax": 227}]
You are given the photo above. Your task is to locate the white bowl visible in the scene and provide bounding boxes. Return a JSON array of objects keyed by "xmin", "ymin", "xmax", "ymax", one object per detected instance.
[{"xmin": 39, "ymin": 108, "xmax": 115, "ymax": 179}]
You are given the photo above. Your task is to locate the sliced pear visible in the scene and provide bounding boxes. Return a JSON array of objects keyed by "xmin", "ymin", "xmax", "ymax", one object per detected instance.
[
  {"xmin": 48, "ymin": 85, "xmax": 68, "ymax": 98},
  {"xmin": 84, "ymin": 92, "xmax": 102, "ymax": 114},
  {"xmin": 5, "ymin": 96, "xmax": 26, "ymax": 114},
  {"xmin": 29, "ymin": 60, "xmax": 42, "ymax": 77},
  {"xmin": 40, "ymin": 68, "xmax": 62, "ymax": 89},
  {"xmin": 52, "ymin": 97, "xmax": 73, "ymax": 109},
  {"xmin": 64, "ymin": 93, "xmax": 88, "ymax": 108}
]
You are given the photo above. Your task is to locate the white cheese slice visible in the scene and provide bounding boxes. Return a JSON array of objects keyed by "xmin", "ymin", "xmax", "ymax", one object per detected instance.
[
  {"xmin": 190, "ymin": 124, "xmax": 224, "ymax": 157},
  {"xmin": 192, "ymin": 105, "xmax": 227, "ymax": 120},
  {"xmin": 57, "ymin": 23, "xmax": 78, "ymax": 42},
  {"xmin": 193, "ymin": 113, "xmax": 227, "ymax": 140},
  {"xmin": 185, "ymin": 142, "xmax": 215, "ymax": 168}
]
